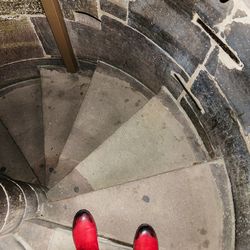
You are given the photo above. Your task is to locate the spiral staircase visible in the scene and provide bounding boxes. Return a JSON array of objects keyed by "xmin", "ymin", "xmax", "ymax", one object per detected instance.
[{"xmin": 0, "ymin": 0, "xmax": 250, "ymax": 249}]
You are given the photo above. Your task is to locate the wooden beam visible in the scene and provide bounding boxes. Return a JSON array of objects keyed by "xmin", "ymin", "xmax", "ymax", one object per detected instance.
[{"xmin": 41, "ymin": 0, "xmax": 78, "ymax": 73}]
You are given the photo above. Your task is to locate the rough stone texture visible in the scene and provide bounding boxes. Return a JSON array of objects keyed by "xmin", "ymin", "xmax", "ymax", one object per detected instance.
[
  {"xmin": 26, "ymin": 0, "xmax": 43, "ymax": 14},
  {"xmin": 40, "ymin": 66, "xmax": 95, "ymax": 184},
  {"xmin": 68, "ymin": 20, "xmax": 102, "ymax": 62},
  {"xmin": 48, "ymin": 87, "xmax": 206, "ymax": 199},
  {"xmin": 0, "ymin": 120, "xmax": 37, "ymax": 183},
  {"xmin": 0, "ymin": 79, "xmax": 45, "ymax": 184},
  {"xmin": 0, "ymin": 58, "xmax": 96, "ymax": 90},
  {"xmin": 205, "ymin": 46, "xmax": 220, "ymax": 76},
  {"xmin": 31, "ymin": 15, "xmax": 187, "ymax": 95},
  {"xmin": 212, "ymin": 63, "xmax": 250, "ymax": 134},
  {"xmin": 128, "ymin": 0, "xmax": 233, "ymax": 28},
  {"xmin": 0, "ymin": 17, "xmax": 44, "ymax": 66},
  {"xmin": 31, "ymin": 17, "xmax": 60, "ymax": 56},
  {"xmin": 190, "ymin": 70, "xmax": 250, "ymax": 250},
  {"xmin": 0, "ymin": 58, "xmax": 64, "ymax": 89},
  {"xmin": 43, "ymin": 161, "xmax": 234, "ymax": 250},
  {"xmin": 100, "ymin": 16, "xmax": 188, "ymax": 93},
  {"xmin": 100, "ymin": 0, "xmax": 127, "ymax": 20},
  {"xmin": 48, "ymin": 61, "xmax": 153, "ymax": 187},
  {"xmin": 211, "ymin": 22, "xmax": 250, "ymax": 134},
  {"xmin": 194, "ymin": 0, "xmax": 234, "ymax": 28},
  {"xmin": 0, "ymin": 0, "xmax": 43, "ymax": 15},
  {"xmin": 166, "ymin": 75, "xmax": 185, "ymax": 99},
  {"xmin": 73, "ymin": 12, "xmax": 102, "ymax": 30},
  {"xmin": 69, "ymin": 16, "xmax": 188, "ymax": 93},
  {"xmin": 128, "ymin": 0, "xmax": 211, "ymax": 75},
  {"xmin": 59, "ymin": 0, "xmax": 98, "ymax": 20},
  {"xmin": 180, "ymin": 97, "xmax": 216, "ymax": 159},
  {"xmin": 31, "ymin": 16, "xmax": 99, "ymax": 62},
  {"xmin": 210, "ymin": 162, "xmax": 236, "ymax": 250}
]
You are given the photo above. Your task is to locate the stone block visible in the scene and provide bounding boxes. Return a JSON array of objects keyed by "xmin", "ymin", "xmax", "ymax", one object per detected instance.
[{"xmin": 0, "ymin": 17, "xmax": 44, "ymax": 65}]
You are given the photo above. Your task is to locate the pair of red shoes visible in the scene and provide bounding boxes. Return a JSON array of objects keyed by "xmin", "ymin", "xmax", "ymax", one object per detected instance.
[{"xmin": 73, "ymin": 209, "xmax": 159, "ymax": 250}]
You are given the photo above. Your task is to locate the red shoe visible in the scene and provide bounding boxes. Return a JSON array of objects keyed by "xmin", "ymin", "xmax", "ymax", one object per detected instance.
[
  {"xmin": 133, "ymin": 224, "xmax": 159, "ymax": 250},
  {"xmin": 72, "ymin": 209, "xmax": 99, "ymax": 250}
]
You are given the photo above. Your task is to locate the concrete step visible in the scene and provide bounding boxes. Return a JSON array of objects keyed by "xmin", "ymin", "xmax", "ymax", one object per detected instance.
[
  {"xmin": 0, "ymin": 79, "xmax": 45, "ymax": 184},
  {"xmin": 40, "ymin": 66, "xmax": 95, "ymax": 184},
  {"xmin": 48, "ymin": 87, "xmax": 207, "ymax": 200},
  {"xmin": 16, "ymin": 221, "xmax": 132, "ymax": 250},
  {"xmin": 0, "ymin": 120, "xmax": 37, "ymax": 183},
  {"xmin": 48, "ymin": 228, "xmax": 132, "ymax": 250},
  {"xmin": 42, "ymin": 160, "xmax": 234, "ymax": 250},
  {"xmin": 16, "ymin": 222, "xmax": 53, "ymax": 250},
  {"xmin": 0, "ymin": 235, "xmax": 27, "ymax": 250},
  {"xmin": 48, "ymin": 62, "xmax": 153, "ymax": 187}
]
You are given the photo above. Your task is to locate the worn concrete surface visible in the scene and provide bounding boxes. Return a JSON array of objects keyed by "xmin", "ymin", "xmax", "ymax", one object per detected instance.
[
  {"xmin": 48, "ymin": 87, "xmax": 206, "ymax": 199},
  {"xmin": 48, "ymin": 62, "xmax": 153, "ymax": 187},
  {"xmin": 43, "ymin": 160, "xmax": 234, "ymax": 250},
  {"xmin": 49, "ymin": 228, "xmax": 132, "ymax": 250},
  {"xmin": 0, "ymin": 1, "xmax": 248, "ymax": 248},
  {"xmin": 16, "ymin": 222, "xmax": 53, "ymax": 250},
  {"xmin": 40, "ymin": 66, "xmax": 94, "ymax": 183},
  {"xmin": 0, "ymin": 120, "xmax": 36, "ymax": 183},
  {"xmin": 0, "ymin": 235, "xmax": 24, "ymax": 250},
  {"xmin": 68, "ymin": 15, "xmax": 188, "ymax": 93},
  {"xmin": 0, "ymin": 79, "xmax": 45, "ymax": 183},
  {"xmin": 0, "ymin": 58, "xmax": 64, "ymax": 89},
  {"xmin": 16, "ymin": 221, "xmax": 132, "ymax": 250},
  {"xmin": 31, "ymin": 15, "xmax": 188, "ymax": 95}
]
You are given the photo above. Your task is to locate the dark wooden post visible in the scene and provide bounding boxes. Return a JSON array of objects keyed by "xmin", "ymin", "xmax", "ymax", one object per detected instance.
[{"xmin": 41, "ymin": 0, "xmax": 78, "ymax": 73}]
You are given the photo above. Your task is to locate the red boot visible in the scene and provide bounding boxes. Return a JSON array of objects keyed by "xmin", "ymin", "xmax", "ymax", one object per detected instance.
[
  {"xmin": 133, "ymin": 224, "xmax": 159, "ymax": 250},
  {"xmin": 72, "ymin": 209, "xmax": 99, "ymax": 250}
]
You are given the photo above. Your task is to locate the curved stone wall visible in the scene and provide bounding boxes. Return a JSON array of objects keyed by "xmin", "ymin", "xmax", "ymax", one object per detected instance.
[{"xmin": 0, "ymin": 0, "xmax": 249, "ymax": 249}]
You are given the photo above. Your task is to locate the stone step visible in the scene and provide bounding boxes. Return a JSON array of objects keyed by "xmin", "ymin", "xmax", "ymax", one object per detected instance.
[
  {"xmin": 48, "ymin": 87, "xmax": 206, "ymax": 200},
  {"xmin": 16, "ymin": 221, "xmax": 132, "ymax": 250},
  {"xmin": 48, "ymin": 228, "xmax": 132, "ymax": 250},
  {"xmin": 48, "ymin": 61, "xmax": 153, "ymax": 188},
  {"xmin": 42, "ymin": 160, "xmax": 234, "ymax": 250},
  {"xmin": 0, "ymin": 235, "xmax": 28, "ymax": 250},
  {"xmin": 16, "ymin": 222, "xmax": 53, "ymax": 250},
  {"xmin": 0, "ymin": 79, "xmax": 45, "ymax": 184},
  {"xmin": 0, "ymin": 120, "xmax": 37, "ymax": 183},
  {"xmin": 40, "ymin": 65, "xmax": 95, "ymax": 184}
]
